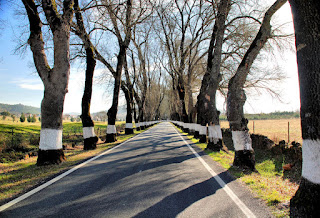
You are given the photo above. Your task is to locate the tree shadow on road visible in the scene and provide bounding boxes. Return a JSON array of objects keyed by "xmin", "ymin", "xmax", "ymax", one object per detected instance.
[{"xmin": 133, "ymin": 171, "xmax": 233, "ymax": 218}]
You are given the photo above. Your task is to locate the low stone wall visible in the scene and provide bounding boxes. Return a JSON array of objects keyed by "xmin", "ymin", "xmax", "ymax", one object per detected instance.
[{"xmin": 222, "ymin": 128, "xmax": 302, "ymax": 165}]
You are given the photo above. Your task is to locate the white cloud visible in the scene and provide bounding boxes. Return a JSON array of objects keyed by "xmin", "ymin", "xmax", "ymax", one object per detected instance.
[
  {"xmin": 19, "ymin": 83, "xmax": 44, "ymax": 90},
  {"xmin": 11, "ymin": 77, "xmax": 44, "ymax": 91}
]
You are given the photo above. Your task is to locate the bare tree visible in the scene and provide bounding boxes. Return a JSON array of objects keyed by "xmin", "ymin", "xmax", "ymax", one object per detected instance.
[
  {"xmin": 90, "ymin": 0, "xmax": 152, "ymax": 141},
  {"xmin": 227, "ymin": 0, "xmax": 287, "ymax": 170},
  {"xmin": 197, "ymin": 0, "xmax": 231, "ymax": 148},
  {"xmin": 91, "ymin": 0, "xmax": 133, "ymax": 142},
  {"xmin": 73, "ymin": 0, "xmax": 98, "ymax": 150},
  {"xmin": 122, "ymin": 54, "xmax": 135, "ymax": 134},
  {"xmin": 155, "ymin": 0, "xmax": 214, "ymax": 128},
  {"xmin": 289, "ymin": 0, "xmax": 320, "ymax": 216},
  {"xmin": 22, "ymin": 0, "xmax": 74, "ymax": 165},
  {"xmin": 131, "ymin": 29, "xmax": 149, "ymax": 130}
]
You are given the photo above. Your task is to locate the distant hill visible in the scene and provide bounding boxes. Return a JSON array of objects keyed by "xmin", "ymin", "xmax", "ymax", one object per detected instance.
[
  {"xmin": 0, "ymin": 103, "xmax": 40, "ymax": 115},
  {"xmin": 91, "ymin": 105, "xmax": 127, "ymax": 121}
]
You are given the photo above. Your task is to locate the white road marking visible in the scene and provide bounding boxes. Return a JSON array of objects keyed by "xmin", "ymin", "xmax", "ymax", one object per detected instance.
[
  {"xmin": 171, "ymin": 123, "xmax": 256, "ymax": 218},
  {"xmin": 0, "ymin": 128, "xmax": 153, "ymax": 212}
]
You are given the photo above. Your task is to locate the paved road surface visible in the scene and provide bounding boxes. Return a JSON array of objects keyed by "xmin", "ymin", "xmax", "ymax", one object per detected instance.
[{"xmin": 1, "ymin": 122, "xmax": 273, "ymax": 217}]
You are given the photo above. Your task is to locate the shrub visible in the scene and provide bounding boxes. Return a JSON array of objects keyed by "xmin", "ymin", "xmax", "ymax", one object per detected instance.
[
  {"xmin": 31, "ymin": 115, "xmax": 37, "ymax": 123},
  {"xmin": 29, "ymin": 134, "xmax": 40, "ymax": 145},
  {"xmin": 0, "ymin": 133, "xmax": 8, "ymax": 152},
  {"xmin": 20, "ymin": 113, "xmax": 26, "ymax": 122},
  {"xmin": 11, "ymin": 114, "xmax": 16, "ymax": 122},
  {"xmin": 1, "ymin": 111, "xmax": 10, "ymax": 116}
]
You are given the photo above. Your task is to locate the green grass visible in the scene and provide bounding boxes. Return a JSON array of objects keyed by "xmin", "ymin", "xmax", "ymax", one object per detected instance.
[
  {"xmin": 0, "ymin": 124, "xmax": 41, "ymax": 134},
  {"xmin": 175, "ymin": 126, "xmax": 297, "ymax": 218}
]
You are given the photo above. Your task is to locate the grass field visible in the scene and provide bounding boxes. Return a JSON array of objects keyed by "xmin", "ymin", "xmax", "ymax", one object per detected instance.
[
  {"xmin": 0, "ymin": 119, "xmax": 113, "ymax": 135},
  {"xmin": 0, "ymin": 120, "xmax": 125, "ymax": 163},
  {"xmin": 220, "ymin": 118, "xmax": 302, "ymax": 144}
]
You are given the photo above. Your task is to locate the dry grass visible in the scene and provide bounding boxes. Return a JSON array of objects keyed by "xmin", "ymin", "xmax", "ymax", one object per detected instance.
[{"xmin": 221, "ymin": 118, "xmax": 302, "ymax": 144}]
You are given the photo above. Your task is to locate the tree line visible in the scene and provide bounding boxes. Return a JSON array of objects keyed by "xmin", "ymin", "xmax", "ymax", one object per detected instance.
[
  {"xmin": 1, "ymin": 111, "xmax": 39, "ymax": 123},
  {"xmin": 18, "ymin": 0, "xmax": 320, "ymax": 216}
]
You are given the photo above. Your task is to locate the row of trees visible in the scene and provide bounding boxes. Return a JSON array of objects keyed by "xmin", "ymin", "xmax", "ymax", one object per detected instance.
[
  {"xmin": 1, "ymin": 111, "xmax": 39, "ymax": 123},
  {"xmin": 20, "ymin": 0, "xmax": 319, "ymax": 216},
  {"xmin": 20, "ymin": 113, "xmax": 38, "ymax": 123}
]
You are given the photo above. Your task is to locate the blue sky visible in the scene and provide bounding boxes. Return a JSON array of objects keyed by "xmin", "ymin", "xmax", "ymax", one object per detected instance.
[
  {"xmin": 0, "ymin": 1, "xmax": 111, "ymax": 114},
  {"xmin": 0, "ymin": 1, "xmax": 300, "ymax": 114},
  {"xmin": 0, "ymin": 1, "xmax": 43, "ymax": 107}
]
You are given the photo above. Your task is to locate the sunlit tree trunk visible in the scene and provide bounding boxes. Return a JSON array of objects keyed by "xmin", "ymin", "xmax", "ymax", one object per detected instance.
[
  {"xmin": 289, "ymin": 0, "xmax": 320, "ymax": 216},
  {"xmin": 22, "ymin": 0, "xmax": 74, "ymax": 165},
  {"xmin": 227, "ymin": 0, "xmax": 287, "ymax": 170}
]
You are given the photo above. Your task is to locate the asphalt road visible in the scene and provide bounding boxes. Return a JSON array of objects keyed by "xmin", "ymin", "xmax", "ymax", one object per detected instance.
[{"xmin": 0, "ymin": 122, "xmax": 273, "ymax": 217}]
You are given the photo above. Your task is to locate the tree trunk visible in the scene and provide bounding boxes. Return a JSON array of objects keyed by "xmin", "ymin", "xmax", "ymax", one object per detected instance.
[
  {"xmin": 81, "ymin": 46, "xmax": 98, "ymax": 150},
  {"xmin": 22, "ymin": 0, "xmax": 74, "ymax": 165},
  {"xmin": 197, "ymin": 0, "xmax": 230, "ymax": 150},
  {"xmin": 133, "ymin": 90, "xmax": 141, "ymax": 131},
  {"xmin": 106, "ymin": 68, "xmax": 122, "ymax": 143},
  {"xmin": 74, "ymin": 0, "xmax": 98, "ymax": 150},
  {"xmin": 177, "ymin": 76, "xmax": 189, "ymax": 132},
  {"xmin": 227, "ymin": 0, "xmax": 286, "ymax": 171},
  {"xmin": 122, "ymin": 84, "xmax": 134, "ymax": 134},
  {"xmin": 289, "ymin": 0, "xmax": 320, "ymax": 216},
  {"xmin": 139, "ymin": 109, "xmax": 145, "ymax": 130},
  {"xmin": 37, "ymin": 87, "xmax": 66, "ymax": 165}
]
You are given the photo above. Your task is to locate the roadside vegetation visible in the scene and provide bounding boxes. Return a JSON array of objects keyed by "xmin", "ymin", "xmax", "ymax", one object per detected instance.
[
  {"xmin": 0, "ymin": 119, "xmax": 126, "ymax": 163},
  {"xmin": 0, "ymin": 122, "xmax": 146, "ymax": 205},
  {"xmin": 176, "ymin": 126, "xmax": 299, "ymax": 218}
]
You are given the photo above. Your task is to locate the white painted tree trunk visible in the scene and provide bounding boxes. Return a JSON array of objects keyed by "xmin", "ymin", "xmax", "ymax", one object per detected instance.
[
  {"xmin": 22, "ymin": 0, "xmax": 74, "ymax": 165},
  {"xmin": 289, "ymin": 0, "xmax": 320, "ymax": 216}
]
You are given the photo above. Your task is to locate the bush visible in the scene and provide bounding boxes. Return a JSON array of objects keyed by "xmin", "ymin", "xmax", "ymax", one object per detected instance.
[
  {"xmin": 11, "ymin": 114, "xmax": 16, "ymax": 122},
  {"xmin": 29, "ymin": 134, "xmax": 40, "ymax": 145},
  {"xmin": 20, "ymin": 113, "xmax": 26, "ymax": 122},
  {"xmin": 1, "ymin": 111, "xmax": 10, "ymax": 116},
  {"xmin": 31, "ymin": 115, "xmax": 37, "ymax": 123},
  {"xmin": 0, "ymin": 133, "xmax": 8, "ymax": 152},
  {"xmin": 0, "ymin": 133, "xmax": 35, "ymax": 163}
]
